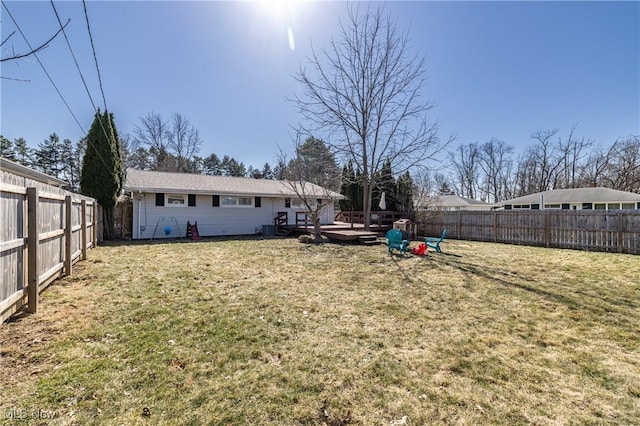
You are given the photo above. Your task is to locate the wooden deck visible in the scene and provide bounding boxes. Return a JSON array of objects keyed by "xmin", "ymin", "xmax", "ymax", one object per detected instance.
[{"xmin": 291, "ymin": 221, "xmax": 389, "ymax": 244}]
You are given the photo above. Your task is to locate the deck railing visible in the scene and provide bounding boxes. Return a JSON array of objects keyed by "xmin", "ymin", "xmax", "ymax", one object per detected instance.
[{"xmin": 334, "ymin": 211, "xmax": 409, "ymax": 228}]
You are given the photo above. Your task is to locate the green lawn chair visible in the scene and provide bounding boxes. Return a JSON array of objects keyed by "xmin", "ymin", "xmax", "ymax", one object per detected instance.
[
  {"xmin": 425, "ymin": 229, "xmax": 447, "ymax": 253},
  {"xmin": 386, "ymin": 229, "xmax": 409, "ymax": 255}
]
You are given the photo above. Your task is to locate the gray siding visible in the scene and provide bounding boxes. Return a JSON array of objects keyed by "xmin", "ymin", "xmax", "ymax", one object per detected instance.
[{"xmin": 131, "ymin": 193, "xmax": 335, "ymax": 239}]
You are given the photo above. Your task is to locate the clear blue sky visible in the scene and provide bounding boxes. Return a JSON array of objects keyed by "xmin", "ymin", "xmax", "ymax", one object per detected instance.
[{"xmin": 2, "ymin": 1, "xmax": 638, "ymax": 170}]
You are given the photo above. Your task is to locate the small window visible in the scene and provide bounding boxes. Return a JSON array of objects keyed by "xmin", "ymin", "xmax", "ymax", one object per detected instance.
[
  {"xmin": 582, "ymin": 203, "xmax": 592, "ymax": 210},
  {"xmin": 545, "ymin": 204, "xmax": 561, "ymax": 209},
  {"xmin": 607, "ymin": 203, "xmax": 620, "ymax": 211},
  {"xmin": 531, "ymin": 204, "xmax": 540, "ymax": 210},
  {"xmin": 513, "ymin": 204, "xmax": 530, "ymax": 209},
  {"xmin": 594, "ymin": 203, "xmax": 606, "ymax": 210},
  {"xmin": 156, "ymin": 193, "xmax": 165, "ymax": 206},
  {"xmin": 561, "ymin": 203, "xmax": 570, "ymax": 210},
  {"xmin": 255, "ymin": 197, "xmax": 261, "ymax": 208},
  {"xmin": 212, "ymin": 195, "xmax": 220, "ymax": 207},
  {"xmin": 622, "ymin": 203, "xmax": 635, "ymax": 210},
  {"xmin": 167, "ymin": 194, "xmax": 186, "ymax": 206},
  {"xmin": 221, "ymin": 196, "xmax": 253, "ymax": 207},
  {"xmin": 188, "ymin": 194, "xmax": 196, "ymax": 207},
  {"xmin": 285, "ymin": 198, "xmax": 291, "ymax": 208}
]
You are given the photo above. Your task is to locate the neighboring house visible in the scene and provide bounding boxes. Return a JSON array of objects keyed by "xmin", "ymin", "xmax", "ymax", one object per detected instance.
[
  {"xmin": 494, "ymin": 187, "xmax": 640, "ymax": 211},
  {"xmin": 418, "ymin": 194, "xmax": 492, "ymax": 211},
  {"xmin": 123, "ymin": 168, "xmax": 343, "ymax": 239}
]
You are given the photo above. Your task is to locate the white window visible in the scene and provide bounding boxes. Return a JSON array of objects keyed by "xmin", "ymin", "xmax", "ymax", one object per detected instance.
[
  {"xmin": 622, "ymin": 203, "xmax": 635, "ymax": 210},
  {"xmin": 594, "ymin": 203, "xmax": 606, "ymax": 210},
  {"xmin": 607, "ymin": 203, "xmax": 621, "ymax": 211},
  {"xmin": 166, "ymin": 194, "xmax": 186, "ymax": 206},
  {"xmin": 221, "ymin": 196, "xmax": 253, "ymax": 207}
]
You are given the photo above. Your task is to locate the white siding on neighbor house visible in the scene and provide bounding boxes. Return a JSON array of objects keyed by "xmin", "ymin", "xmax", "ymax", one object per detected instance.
[{"xmin": 131, "ymin": 193, "xmax": 335, "ymax": 239}]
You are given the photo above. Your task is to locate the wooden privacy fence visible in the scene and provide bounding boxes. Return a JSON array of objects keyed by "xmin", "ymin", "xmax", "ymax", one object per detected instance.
[
  {"xmin": 416, "ymin": 210, "xmax": 640, "ymax": 254},
  {"xmin": 1, "ymin": 183, "xmax": 97, "ymax": 324}
]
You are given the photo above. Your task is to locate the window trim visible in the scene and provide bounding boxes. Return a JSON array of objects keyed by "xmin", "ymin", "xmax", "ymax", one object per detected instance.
[
  {"xmin": 166, "ymin": 193, "xmax": 187, "ymax": 207},
  {"xmin": 220, "ymin": 195, "xmax": 254, "ymax": 208}
]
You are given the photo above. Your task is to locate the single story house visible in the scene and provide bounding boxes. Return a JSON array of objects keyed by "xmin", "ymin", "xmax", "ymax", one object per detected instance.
[
  {"xmin": 418, "ymin": 194, "xmax": 492, "ymax": 211},
  {"xmin": 494, "ymin": 187, "xmax": 640, "ymax": 211},
  {"xmin": 123, "ymin": 168, "xmax": 343, "ymax": 239}
]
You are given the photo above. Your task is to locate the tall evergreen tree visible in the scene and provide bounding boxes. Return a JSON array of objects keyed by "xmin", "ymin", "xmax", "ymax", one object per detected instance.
[
  {"xmin": 1, "ymin": 135, "xmax": 15, "ymax": 160},
  {"xmin": 374, "ymin": 160, "xmax": 397, "ymax": 211},
  {"xmin": 80, "ymin": 111, "xmax": 125, "ymax": 240},
  {"xmin": 34, "ymin": 133, "xmax": 63, "ymax": 177},
  {"xmin": 13, "ymin": 138, "xmax": 33, "ymax": 166},
  {"xmin": 396, "ymin": 171, "xmax": 414, "ymax": 213}
]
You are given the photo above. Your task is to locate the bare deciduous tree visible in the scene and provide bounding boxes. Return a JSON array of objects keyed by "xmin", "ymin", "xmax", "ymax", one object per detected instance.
[
  {"xmin": 448, "ymin": 142, "xmax": 481, "ymax": 199},
  {"xmin": 293, "ymin": 5, "xmax": 450, "ymax": 230},
  {"xmin": 133, "ymin": 112, "xmax": 202, "ymax": 172},
  {"xmin": 280, "ymin": 136, "xmax": 341, "ymax": 241},
  {"xmin": 169, "ymin": 113, "xmax": 203, "ymax": 173}
]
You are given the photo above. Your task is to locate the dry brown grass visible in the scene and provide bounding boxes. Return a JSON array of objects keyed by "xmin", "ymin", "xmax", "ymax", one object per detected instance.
[{"xmin": 1, "ymin": 237, "xmax": 638, "ymax": 425}]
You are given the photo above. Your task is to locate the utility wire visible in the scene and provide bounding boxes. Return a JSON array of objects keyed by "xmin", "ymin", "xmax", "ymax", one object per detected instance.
[
  {"xmin": 50, "ymin": 0, "xmax": 98, "ymax": 113},
  {"xmin": 82, "ymin": 0, "xmax": 107, "ymax": 113},
  {"xmin": 1, "ymin": 1, "xmax": 86, "ymax": 134},
  {"xmin": 50, "ymin": 0, "xmax": 115, "ymax": 163}
]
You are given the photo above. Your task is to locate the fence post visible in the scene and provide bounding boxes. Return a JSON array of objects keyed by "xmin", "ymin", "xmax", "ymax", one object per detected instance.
[
  {"xmin": 493, "ymin": 211, "xmax": 498, "ymax": 242},
  {"xmin": 26, "ymin": 187, "xmax": 39, "ymax": 314},
  {"xmin": 617, "ymin": 212, "xmax": 623, "ymax": 253},
  {"xmin": 64, "ymin": 196, "xmax": 72, "ymax": 276},
  {"xmin": 544, "ymin": 212, "xmax": 551, "ymax": 248},
  {"xmin": 81, "ymin": 200, "xmax": 88, "ymax": 260},
  {"xmin": 92, "ymin": 203, "xmax": 98, "ymax": 246}
]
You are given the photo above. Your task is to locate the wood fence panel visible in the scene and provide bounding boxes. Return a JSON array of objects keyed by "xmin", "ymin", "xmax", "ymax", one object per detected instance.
[
  {"xmin": 1, "ymin": 170, "xmax": 97, "ymax": 323},
  {"xmin": 415, "ymin": 210, "xmax": 640, "ymax": 254}
]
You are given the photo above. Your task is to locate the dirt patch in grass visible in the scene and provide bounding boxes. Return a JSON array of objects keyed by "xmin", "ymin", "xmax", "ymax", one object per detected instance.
[{"xmin": 1, "ymin": 238, "xmax": 639, "ymax": 425}]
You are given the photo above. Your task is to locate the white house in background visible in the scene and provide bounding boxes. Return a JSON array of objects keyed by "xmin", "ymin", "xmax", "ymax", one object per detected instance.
[
  {"xmin": 123, "ymin": 168, "xmax": 343, "ymax": 239},
  {"xmin": 494, "ymin": 187, "xmax": 640, "ymax": 211},
  {"xmin": 418, "ymin": 193, "xmax": 492, "ymax": 211}
]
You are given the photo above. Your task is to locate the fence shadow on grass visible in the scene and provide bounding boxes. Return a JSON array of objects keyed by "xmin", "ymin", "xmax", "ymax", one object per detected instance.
[{"xmin": 431, "ymin": 253, "xmax": 638, "ymax": 323}]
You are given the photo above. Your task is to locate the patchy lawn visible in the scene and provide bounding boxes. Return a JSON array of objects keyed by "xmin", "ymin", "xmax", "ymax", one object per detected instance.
[{"xmin": 1, "ymin": 238, "xmax": 639, "ymax": 425}]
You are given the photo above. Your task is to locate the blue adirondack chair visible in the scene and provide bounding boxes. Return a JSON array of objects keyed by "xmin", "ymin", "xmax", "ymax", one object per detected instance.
[
  {"xmin": 425, "ymin": 229, "xmax": 447, "ymax": 253},
  {"xmin": 386, "ymin": 229, "xmax": 409, "ymax": 255}
]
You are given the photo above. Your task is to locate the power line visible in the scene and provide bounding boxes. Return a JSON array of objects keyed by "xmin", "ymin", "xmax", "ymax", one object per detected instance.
[
  {"xmin": 50, "ymin": 0, "xmax": 99, "ymax": 113},
  {"xmin": 49, "ymin": 0, "xmax": 114, "ymax": 152},
  {"xmin": 82, "ymin": 0, "xmax": 107, "ymax": 113},
  {"xmin": 1, "ymin": 1, "xmax": 86, "ymax": 134}
]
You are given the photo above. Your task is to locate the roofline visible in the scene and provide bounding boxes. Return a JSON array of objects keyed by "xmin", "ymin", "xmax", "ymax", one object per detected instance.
[
  {"xmin": 123, "ymin": 187, "xmax": 343, "ymax": 199},
  {"xmin": 1, "ymin": 157, "xmax": 68, "ymax": 187}
]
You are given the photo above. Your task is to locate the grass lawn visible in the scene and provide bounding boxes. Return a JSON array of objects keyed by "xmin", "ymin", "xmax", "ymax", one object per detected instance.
[{"xmin": 1, "ymin": 237, "xmax": 639, "ymax": 425}]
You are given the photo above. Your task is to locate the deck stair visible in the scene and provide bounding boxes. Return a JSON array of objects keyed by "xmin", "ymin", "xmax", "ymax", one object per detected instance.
[
  {"xmin": 274, "ymin": 212, "xmax": 291, "ymax": 236},
  {"xmin": 358, "ymin": 234, "xmax": 380, "ymax": 245}
]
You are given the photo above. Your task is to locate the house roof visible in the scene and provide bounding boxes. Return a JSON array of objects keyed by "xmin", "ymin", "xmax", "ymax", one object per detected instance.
[
  {"xmin": 433, "ymin": 194, "xmax": 490, "ymax": 208},
  {"xmin": 498, "ymin": 187, "xmax": 640, "ymax": 205},
  {"xmin": 124, "ymin": 168, "xmax": 343, "ymax": 199}
]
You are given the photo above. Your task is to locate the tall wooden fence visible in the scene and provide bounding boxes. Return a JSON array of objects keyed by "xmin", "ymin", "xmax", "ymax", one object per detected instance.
[
  {"xmin": 1, "ymin": 180, "xmax": 97, "ymax": 324},
  {"xmin": 416, "ymin": 210, "xmax": 640, "ymax": 254}
]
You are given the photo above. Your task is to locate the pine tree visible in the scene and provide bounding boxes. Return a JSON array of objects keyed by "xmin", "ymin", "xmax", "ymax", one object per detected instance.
[
  {"xmin": 396, "ymin": 171, "xmax": 414, "ymax": 213},
  {"xmin": 13, "ymin": 138, "xmax": 33, "ymax": 166},
  {"xmin": 1, "ymin": 135, "xmax": 15, "ymax": 160},
  {"xmin": 34, "ymin": 133, "xmax": 63, "ymax": 177},
  {"xmin": 374, "ymin": 160, "xmax": 397, "ymax": 211},
  {"xmin": 80, "ymin": 111, "xmax": 125, "ymax": 240}
]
